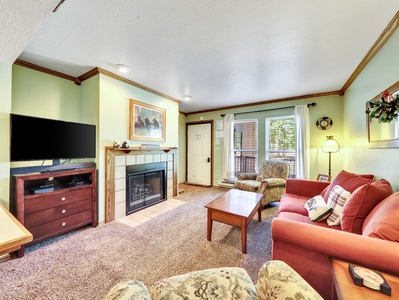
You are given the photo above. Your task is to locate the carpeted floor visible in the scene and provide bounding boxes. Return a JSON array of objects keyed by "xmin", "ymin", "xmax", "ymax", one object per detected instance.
[{"xmin": 0, "ymin": 187, "xmax": 278, "ymax": 300}]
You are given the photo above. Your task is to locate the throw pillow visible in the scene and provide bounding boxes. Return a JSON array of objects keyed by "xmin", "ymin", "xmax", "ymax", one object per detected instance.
[
  {"xmin": 362, "ymin": 193, "xmax": 399, "ymax": 242},
  {"xmin": 326, "ymin": 185, "xmax": 351, "ymax": 226},
  {"xmin": 341, "ymin": 179, "xmax": 392, "ymax": 234},
  {"xmin": 304, "ymin": 195, "xmax": 332, "ymax": 222},
  {"xmin": 322, "ymin": 170, "xmax": 374, "ymax": 202}
]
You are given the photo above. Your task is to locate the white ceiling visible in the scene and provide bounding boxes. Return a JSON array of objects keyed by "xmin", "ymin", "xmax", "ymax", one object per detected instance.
[{"xmin": 2, "ymin": 1, "xmax": 399, "ymax": 113}]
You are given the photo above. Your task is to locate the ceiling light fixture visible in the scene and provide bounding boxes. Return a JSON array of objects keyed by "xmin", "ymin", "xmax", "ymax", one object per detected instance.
[
  {"xmin": 182, "ymin": 95, "xmax": 192, "ymax": 101},
  {"xmin": 116, "ymin": 64, "xmax": 130, "ymax": 73}
]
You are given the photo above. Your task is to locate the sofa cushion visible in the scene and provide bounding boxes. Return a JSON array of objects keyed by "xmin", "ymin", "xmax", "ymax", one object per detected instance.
[
  {"xmin": 276, "ymin": 211, "xmax": 342, "ymax": 229},
  {"xmin": 362, "ymin": 193, "xmax": 399, "ymax": 242},
  {"xmin": 278, "ymin": 194, "xmax": 309, "ymax": 215},
  {"xmin": 326, "ymin": 185, "xmax": 351, "ymax": 226},
  {"xmin": 149, "ymin": 267, "xmax": 257, "ymax": 300},
  {"xmin": 341, "ymin": 179, "xmax": 392, "ymax": 234},
  {"xmin": 322, "ymin": 170, "xmax": 374, "ymax": 202},
  {"xmin": 304, "ymin": 195, "xmax": 333, "ymax": 222}
]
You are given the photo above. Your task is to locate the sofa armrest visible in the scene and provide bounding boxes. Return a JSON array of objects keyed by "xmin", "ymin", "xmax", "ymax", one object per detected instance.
[
  {"xmin": 272, "ymin": 218, "xmax": 399, "ymax": 275},
  {"xmin": 272, "ymin": 218, "xmax": 399, "ymax": 299},
  {"xmin": 285, "ymin": 178, "xmax": 329, "ymax": 197},
  {"xmin": 237, "ymin": 173, "xmax": 257, "ymax": 180}
]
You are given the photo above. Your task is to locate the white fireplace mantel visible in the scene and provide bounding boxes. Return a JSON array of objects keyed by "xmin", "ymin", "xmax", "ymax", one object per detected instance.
[{"xmin": 105, "ymin": 146, "xmax": 178, "ymax": 222}]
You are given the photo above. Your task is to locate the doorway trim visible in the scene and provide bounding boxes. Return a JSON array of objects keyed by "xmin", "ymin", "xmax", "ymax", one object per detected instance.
[{"xmin": 186, "ymin": 120, "xmax": 214, "ymax": 186}]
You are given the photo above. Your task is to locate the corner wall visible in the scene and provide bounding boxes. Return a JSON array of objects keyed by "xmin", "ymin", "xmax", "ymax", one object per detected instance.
[
  {"xmin": 343, "ymin": 27, "xmax": 399, "ymax": 190},
  {"xmin": 97, "ymin": 74, "xmax": 179, "ymax": 222},
  {"xmin": 0, "ymin": 62, "xmax": 12, "ymax": 208}
]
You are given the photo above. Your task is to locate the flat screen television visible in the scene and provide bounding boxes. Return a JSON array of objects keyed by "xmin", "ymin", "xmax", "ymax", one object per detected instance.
[{"xmin": 10, "ymin": 114, "xmax": 96, "ymax": 164}]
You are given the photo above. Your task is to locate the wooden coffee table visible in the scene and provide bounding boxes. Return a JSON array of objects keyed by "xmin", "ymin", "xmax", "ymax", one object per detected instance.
[{"xmin": 205, "ymin": 189, "xmax": 262, "ymax": 254}]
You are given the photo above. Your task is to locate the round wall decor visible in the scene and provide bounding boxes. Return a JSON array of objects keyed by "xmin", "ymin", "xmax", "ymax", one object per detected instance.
[{"xmin": 316, "ymin": 117, "xmax": 333, "ymax": 130}]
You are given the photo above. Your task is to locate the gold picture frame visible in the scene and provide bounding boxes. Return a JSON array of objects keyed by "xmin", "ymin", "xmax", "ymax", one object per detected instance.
[
  {"xmin": 129, "ymin": 99, "xmax": 166, "ymax": 141},
  {"xmin": 317, "ymin": 174, "xmax": 331, "ymax": 182}
]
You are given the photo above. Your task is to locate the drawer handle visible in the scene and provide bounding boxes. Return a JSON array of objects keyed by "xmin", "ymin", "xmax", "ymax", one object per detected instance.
[
  {"xmin": 61, "ymin": 210, "xmax": 66, "ymax": 214},
  {"xmin": 62, "ymin": 222, "xmax": 66, "ymax": 226},
  {"xmin": 61, "ymin": 197, "xmax": 66, "ymax": 201}
]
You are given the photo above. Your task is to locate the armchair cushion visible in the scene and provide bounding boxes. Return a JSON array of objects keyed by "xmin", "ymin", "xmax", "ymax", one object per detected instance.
[
  {"xmin": 234, "ymin": 180, "xmax": 259, "ymax": 192},
  {"xmin": 237, "ymin": 173, "xmax": 257, "ymax": 180},
  {"xmin": 149, "ymin": 267, "xmax": 257, "ymax": 300}
]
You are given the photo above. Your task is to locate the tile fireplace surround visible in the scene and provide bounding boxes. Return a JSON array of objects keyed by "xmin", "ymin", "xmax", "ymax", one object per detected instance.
[{"xmin": 105, "ymin": 147, "xmax": 178, "ymax": 222}]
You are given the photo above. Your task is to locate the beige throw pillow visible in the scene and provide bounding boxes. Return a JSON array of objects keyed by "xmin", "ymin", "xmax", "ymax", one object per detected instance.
[{"xmin": 326, "ymin": 185, "xmax": 351, "ymax": 226}]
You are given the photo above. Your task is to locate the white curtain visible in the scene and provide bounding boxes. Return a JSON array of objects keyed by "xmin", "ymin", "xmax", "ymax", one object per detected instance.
[
  {"xmin": 223, "ymin": 114, "xmax": 235, "ymax": 181},
  {"xmin": 295, "ymin": 105, "xmax": 310, "ymax": 179}
]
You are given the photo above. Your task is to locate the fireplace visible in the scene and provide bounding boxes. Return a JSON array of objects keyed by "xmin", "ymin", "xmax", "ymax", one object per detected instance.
[{"xmin": 125, "ymin": 162, "xmax": 167, "ymax": 214}]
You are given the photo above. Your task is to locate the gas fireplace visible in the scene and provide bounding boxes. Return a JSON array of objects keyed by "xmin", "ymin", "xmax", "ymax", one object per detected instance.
[{"xmin": 125, "ymin": 162, "xmax": 167, "ymax": 214}]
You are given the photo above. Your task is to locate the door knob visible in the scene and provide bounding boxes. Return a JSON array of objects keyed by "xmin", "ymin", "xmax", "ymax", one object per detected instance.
[{"xmin": 207, "ymin": 157, "xmax": 210, "ymax": 163}]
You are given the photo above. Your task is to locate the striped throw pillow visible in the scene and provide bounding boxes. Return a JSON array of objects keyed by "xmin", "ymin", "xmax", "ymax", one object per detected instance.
[{"xmin": 327, "ymin": 185, "xmax": 351, "ymax": 226}]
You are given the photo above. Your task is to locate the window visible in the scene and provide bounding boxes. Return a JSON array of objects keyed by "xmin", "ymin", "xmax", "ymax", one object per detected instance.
[
  {"xmin": 265, "ymin": 116, "xmax": 296, "ymax": 177},
  {"xmin": 234, "ymin": 119, "xmax": 258, "ymax": 176}
]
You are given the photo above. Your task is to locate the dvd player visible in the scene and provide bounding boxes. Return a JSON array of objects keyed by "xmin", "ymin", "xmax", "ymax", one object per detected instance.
[{"xmin": 31, "ymin": 186, "xmax": 55, "ymax": 194}]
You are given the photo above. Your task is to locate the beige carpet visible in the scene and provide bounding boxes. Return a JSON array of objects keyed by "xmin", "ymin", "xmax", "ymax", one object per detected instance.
[{"xmin": 0, "ymin": 187, "xmax": 278, "ymax": 300}]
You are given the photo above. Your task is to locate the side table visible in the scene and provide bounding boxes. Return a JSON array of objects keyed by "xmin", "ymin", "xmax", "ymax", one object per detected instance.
[
  {"xmin": 0, "ymin": 204, "xmax": 32, "ymax": 259},
  {"xmin": 330, "ymin": 258, "xmax": 399, "ymax": 299}
]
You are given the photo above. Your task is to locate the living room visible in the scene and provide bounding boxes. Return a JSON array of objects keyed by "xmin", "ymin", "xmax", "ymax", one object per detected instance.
[{"xmin": 1, "ymin": 1, "xmax": 399, "ymax": 299}]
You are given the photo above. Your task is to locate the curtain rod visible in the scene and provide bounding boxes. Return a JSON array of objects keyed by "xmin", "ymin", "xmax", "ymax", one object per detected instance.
[{"xmin": 220, "ymin": 102, "xmax": 316, "ymax": 117}]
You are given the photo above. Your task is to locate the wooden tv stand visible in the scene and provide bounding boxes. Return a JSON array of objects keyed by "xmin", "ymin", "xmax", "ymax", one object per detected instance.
[{"xmin": 11, "ymin": 167, "xmax": 97, "ymax": 257}]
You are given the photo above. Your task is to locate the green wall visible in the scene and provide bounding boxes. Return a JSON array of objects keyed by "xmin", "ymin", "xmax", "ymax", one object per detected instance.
[
  {"xmin": 181, "ymin": 94, "xmax": 344, "ymax": 186},
  {"xmin": 4, "ymin": 66, "xmax": 179, "ymax": 222},
  {"xmin": 12, "ymin": 65, "xmax": 81, "ymax": 121},
  {"xmin": 343, "ymin": 27, "xmax": 399, "ymax": 190},
  {"xmin": 0, "ymin": 62, "xmax": 12, "ymax": 208},
  {"xmin": 97, "ymin": 74, "xmax": 179, "ymax": 221}
]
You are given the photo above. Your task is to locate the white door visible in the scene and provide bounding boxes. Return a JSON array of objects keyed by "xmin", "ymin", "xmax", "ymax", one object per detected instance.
[{"xmin": 187, "ymin": 123, "xmax": 212, "ymax": 186}]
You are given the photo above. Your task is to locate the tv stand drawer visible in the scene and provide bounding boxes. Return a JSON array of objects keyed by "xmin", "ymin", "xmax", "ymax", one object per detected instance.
[
  {"xmin": 25, "ymin": 198, "xmax": 92, "ymax": 227},
  {"xmin": 27, "ymin": 210, "xmax": 93, "ymax": 242},
  {"xmin": 25, "ymin": 187, "xmax": 92, "ymax": 213}
]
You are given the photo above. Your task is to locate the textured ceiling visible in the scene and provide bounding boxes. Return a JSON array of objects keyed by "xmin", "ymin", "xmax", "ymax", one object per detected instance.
[
  {"xmin": 3, "ymin": 1, "xmax": 399, "ymax": 113},
  {"xmin": 0, "ymin": 0, "xmax": 60, "ymax": 63}
]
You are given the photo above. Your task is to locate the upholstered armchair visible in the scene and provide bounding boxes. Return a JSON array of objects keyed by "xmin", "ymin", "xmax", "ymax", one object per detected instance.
[
  {"xmin": 234, "ymin": 159, "xmax": 290, "ymax": 206},
  {"xmin": 106, "ymin": 260, "xmax": 322, "ymax": 300}
]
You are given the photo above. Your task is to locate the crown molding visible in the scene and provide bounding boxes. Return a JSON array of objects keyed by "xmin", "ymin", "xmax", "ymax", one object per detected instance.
[
  {"xmin": 340, "ymin": 10, "xmax": 399, "ymax": 93},
  {"xmin": 14, "ymin": 59, "xmax": 79, "ymax": 84},
  {"xmin": 13, "ymin": 11, "xmax": 399, "ymax": 112},
  {"xmin": 184, "ymin": 90, "xmax": 341, "ymax": 116}
]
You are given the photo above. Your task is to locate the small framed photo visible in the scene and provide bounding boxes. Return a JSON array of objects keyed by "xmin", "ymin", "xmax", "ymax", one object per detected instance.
[
  {"xmin": 129, "ymin": 99, "xmax": 166, "ymax": 142},
  {"xmin": 317, "ymin": 174, "xmax": 331, "ymax": 182}
]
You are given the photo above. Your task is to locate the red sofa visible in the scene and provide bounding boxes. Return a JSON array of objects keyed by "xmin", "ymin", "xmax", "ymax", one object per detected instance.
[{"xmin": 272, "ymin": 171, "xmax": 399, "ymax": 299}]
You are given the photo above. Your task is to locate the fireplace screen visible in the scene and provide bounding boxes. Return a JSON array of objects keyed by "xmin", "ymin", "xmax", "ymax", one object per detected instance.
[{"xmin": 126, "ymin": 163, "xmax": 166, "ymax": 214}]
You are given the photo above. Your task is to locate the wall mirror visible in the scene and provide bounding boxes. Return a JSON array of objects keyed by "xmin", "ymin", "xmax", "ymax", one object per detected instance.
[{"xmin": 366, "ymin": 80, "xmax": 399, "ymax": 148}]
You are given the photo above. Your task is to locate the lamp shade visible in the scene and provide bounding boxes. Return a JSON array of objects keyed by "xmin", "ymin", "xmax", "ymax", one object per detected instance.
[{"xmin": 321, "ymin": 136, "xmax": 340, "ymax": 153}]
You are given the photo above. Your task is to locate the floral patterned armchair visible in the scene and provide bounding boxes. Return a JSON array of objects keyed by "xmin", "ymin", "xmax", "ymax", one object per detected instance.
[
  {"xmin": 106, "ymin": 260, "xmax": 322, "ymax": 300},
  {"xmin": 234, "ymin": 159, "xmax": 290, "ymax": 207}
]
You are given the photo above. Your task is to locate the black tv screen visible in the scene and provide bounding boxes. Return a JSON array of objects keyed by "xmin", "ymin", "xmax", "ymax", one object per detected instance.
[{"xmin": 10, "ymin": 114, "xmax": 96, "ymax": 162}]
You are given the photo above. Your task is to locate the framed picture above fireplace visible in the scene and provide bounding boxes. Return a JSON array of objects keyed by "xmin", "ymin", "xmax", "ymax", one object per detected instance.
[{"xmin": 129, "ymin": 99, "xmax": 166, "ymax": 142}]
